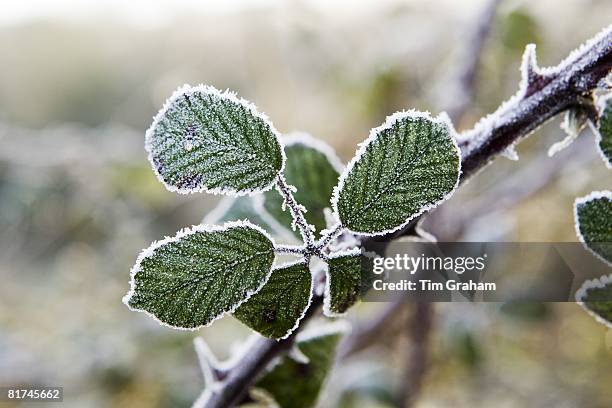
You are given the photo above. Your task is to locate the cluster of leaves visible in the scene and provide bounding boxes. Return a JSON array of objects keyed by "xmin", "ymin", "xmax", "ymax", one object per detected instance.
[
  {"xmin": 124, "ymin": 84, "xmax": 460, "ymax": 337},
  {"xmin": 122, "ymin": 74, "xmax": 611, "ymax": 405},
  {"xmin": 123, "ymin": 84, "xmax": 461, "ymax": 406},
  {"xmin": 573, "ymin": 97, "xmax": 612, "ymax": 328}
]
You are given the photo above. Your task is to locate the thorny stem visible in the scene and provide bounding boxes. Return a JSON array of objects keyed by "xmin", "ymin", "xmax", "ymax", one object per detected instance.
[
  {"xmin": 274, "ymin": 244, "xmax": 306, "ymax": 255},
  {"xmin": 275, "ymin": 174, "xmax": 316, "ymax": 249},
  {"xmin": 315, "ymin": 222, "xmax": 344, "ymax": 250},
  {"xmin": 202, "ymin": 296, "xmax": 324, "ymax": 408},
  {"xmin": 203, "ymin": 26, "xmax": 612, "ymax": 408}
]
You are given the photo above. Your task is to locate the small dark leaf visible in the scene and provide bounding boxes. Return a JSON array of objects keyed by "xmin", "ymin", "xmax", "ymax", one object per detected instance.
[
  {"xmin": 574, "ymin": 191, "xmax": 612, "ymax": 265},
  {"xmin": 234, "ymin": 262, "xmax": 312, "ymax": 339},
  {"xmin": 325, "ymin": 251, "xmax": 363, "ymax": 316},
  {"xmin": 576, "ymin": 274, "xmax": 612, "ymax": 328},
  {"xmin": 251, "ymin": 324, "xmax": 347, "ymax": 408},
  {"xmin": 597, "ymin": 97, "xmax": 612, "ymax": 168}
]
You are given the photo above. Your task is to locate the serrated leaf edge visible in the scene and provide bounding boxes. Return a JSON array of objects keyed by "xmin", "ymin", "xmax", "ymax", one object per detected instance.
[
  {"xmin": 123, "ymin": 220, "xmax": 277, "ymax": 330},
  {"xmin": 145, "ymin": 83, "xmax": 287, "ymax": 196},
  {"xmin": 331, "ymin": 110, "xmax": 462, "ymax": 237},
  {"xmin": 273, "ymin": 259, "xmax": 314, "ymax": 340},
  {"xmin": 590, "ymin": 94, "xmax": 612, "ymax": 170},
  {"xmin": 237, "ymin": 259, "xmax": 314, "ymax": 340},
  {"xmin": 574, "ymin": 190, "xmax": 612, "ymax": 267},
  {"xmin": 575, "ymin": 273, "xmax": 612, "ymax": 329},
  {"xmin": 323, "ymin": 248, "xmax": 361, "ymax": 318}
]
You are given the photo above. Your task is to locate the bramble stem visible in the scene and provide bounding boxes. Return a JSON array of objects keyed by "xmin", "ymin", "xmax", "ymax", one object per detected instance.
[
  {"xmin": 201, "ymin": 25, "xmax": 612, "ymax": 408},
  {"xmin": 274, "ymin": 244, "xmax": 306, "ymax": 255},
  {"xmin": 315, "ymin": 223, "xmax": 344, "ymax": 251},
  {"xmin": 275, "ymin": 174, "xmax": 316, "ymax": 248}
]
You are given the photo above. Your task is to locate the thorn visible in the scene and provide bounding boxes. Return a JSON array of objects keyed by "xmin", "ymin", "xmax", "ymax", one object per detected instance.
[
  {"xmin": 548, "ymin": 107, "xmax": 590, "ymax": 157},
  {"xmin": 415, "ymin": 220, "xmax": 438, "ymax": 243},
  {"xmin": 520, "ymin": 44, "xmax": 553, "ymax": 97},
  {"xmin": 194, "ymin": 337, "xmax": 226, "ymax": 384},
  {"xmin": 288, "ymin": 344, "xmax": 310, "ymax": 364},
  {"xmin": 501, "ymin": 145, "xmax": 519, "ymax": 161}
]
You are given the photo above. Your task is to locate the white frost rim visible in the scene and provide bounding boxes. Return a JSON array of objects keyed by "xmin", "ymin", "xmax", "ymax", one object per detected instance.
[
  {"xmin": 575, "ymin": 273, "xmax": 612, "ymax": 329},
  {"xmin": 123, "ymin": 220, "xmax": 277, "ymax": 331},
  {"xmin": 240, "ymin": 259, "xmax": 314, "ymax": 341},
  {"xmin": 145, "ymin": 83, "xmax": 287, "ymax": 196},
  {"xmin": 573, "ymin": 190, "xmax": 612, "ymax": 267},
  {"xmin": 323, "ymin": 248, "xmax": 361, "ymax": 318},
  {"xmin": 282, "ymin": 131, "xmax": 345, "ymax": 174},
  {"xmin": 457, "ymin": 25, "xmax": 612, "ymax": 156},
  {"xmin": 330, "ymin": 109, "xmax": 462, "ymax": 237},
  {"xmin": 590, "ymin": 94, "xmax": 612, "ymax": 169}
]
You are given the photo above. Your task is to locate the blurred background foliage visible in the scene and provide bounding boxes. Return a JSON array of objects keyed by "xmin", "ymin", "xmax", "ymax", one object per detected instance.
[{"xmin": 1, "ymin": 0, "xmax": 611, "ymax": 407}]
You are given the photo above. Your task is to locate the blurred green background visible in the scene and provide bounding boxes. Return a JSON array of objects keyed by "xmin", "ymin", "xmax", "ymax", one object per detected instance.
[{"xmin": 1, "ymin": 0, "xmax": 611, "ymax": 407}]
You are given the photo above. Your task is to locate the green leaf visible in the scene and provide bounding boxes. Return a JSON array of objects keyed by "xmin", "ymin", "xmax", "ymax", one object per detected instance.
[
  {"xmin": 576, "ymin": 274, "xmax": 612, "ymax": 328},
  {"xmin": 124, "ymin": 222, "xmax": 275, "ymax": 329},
  {"xmin": 263, "ymin": 134, "xmax": 342, "ymax": 237},
  {"xmin": 252, "ymin": 324, "xmax": 347, "ymax": 408},
  {"xmin": 597, "ymin": 98, "xmax": 612, "ymax": 168},
  {"xmin": 333, "ymin": 111, "xmax": 461, "ymax": 235},
  {"xmin": 574, "ymin": 191, "xmax": 612, "ymax": 265},
  {"xmin": 234, "ymin": 261, "xmax": 312, "ymax": 339},
  {"xmin": 324, "ymin": 251, "xmax": 364, "ymax": 316},
  {"xmin": 146, "ymin": 84, "xmax": 284, "ymax": 195},
  {"xmin": 203, "ymin": 196, "xmax": 274, "ymax": 233}
]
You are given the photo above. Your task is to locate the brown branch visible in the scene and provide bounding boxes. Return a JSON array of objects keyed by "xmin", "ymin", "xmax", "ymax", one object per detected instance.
[
  {"xmin": 400, "ymin": 302, "xmax": 434, "ymax": 408},
  {"xmin": 203, "ymin": 25, "xmax": 612, "ymax": 408}
]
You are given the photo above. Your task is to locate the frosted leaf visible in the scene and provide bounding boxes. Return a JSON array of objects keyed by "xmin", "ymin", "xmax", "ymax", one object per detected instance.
[
  {"xmin": 233, "ymin": 261, "xmax": 312, "ymax": 340},
  {"xmin": 123, "ymin": 221, "xmax": 275, "ymax": 329},
  {"xmin": 595, "ymin": 97, "xmax": 612, "ymax": 168},
  {"xmin": 576, "ymin": 274, "xmax": 612, "ymax": 328},
  {"xmin": 251, "ymin": 323, "xmax": 347, "ymax": 408},
  {"xmin": 574, "ymin": 191, "xmax": 612, "ymax": 265},
  {"xmin": 203, "ymin": 196, "xmax": 273, "ymax": 232},
  {"xmin": 333, "ymin": 111, "xmax": 461, "ymax": 236},
  {"xmin": 146, "ymin": 84, "xmax": 284, "ymax": 195},
  {"xmin": 548, "ymin": 108, "xmax": 589, "ymax": 157},
  {"xmin": 263, "ymin": 133, "xmax": 342, "ymax": 238},
  {"xmin": 323, "ymin": 250, "xmax": 362, "ymax": 316}
]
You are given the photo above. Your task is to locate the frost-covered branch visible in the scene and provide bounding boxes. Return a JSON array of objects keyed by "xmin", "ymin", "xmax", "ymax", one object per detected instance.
[
  {"xmin": 275, "ymin": 174, "xmax": 317, "ymax": 248},
  {"xmin": 375, "ymin": 24, "xmax": 612, "ymax": 243},
  {"xmin": 197, "ymin": 25, "xmax": 612, "ymax": 408},
  {"xmin": 204, "ymin": 296, "xmax": 324, "ymax": 408},
  {"xmin": 458, "ymin": 25, "xmax": 612, "ymax": 178},
  {"xmin": 316, "ymin": 223, "xmax": 344, "ymax": 251},
  {"xmin": 274, "ymin": 244, "xmax": 306, "ymax": 255}
]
